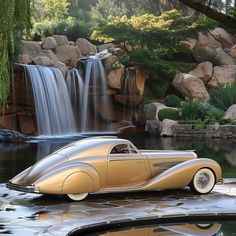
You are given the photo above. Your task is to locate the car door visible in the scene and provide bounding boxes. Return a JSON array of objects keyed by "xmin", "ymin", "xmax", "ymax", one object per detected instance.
[{"xmin": 107, "ymin": 142, "xmax": 147, "ymax": 187}]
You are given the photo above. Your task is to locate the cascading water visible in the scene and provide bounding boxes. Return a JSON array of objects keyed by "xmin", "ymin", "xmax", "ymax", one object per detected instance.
[
  {"xmin": 23, "ymin": 65, "xmax": 76, "ymax": 136},
  {"xmin": 79, "ymin": 50, "xmax": 112, "ymax": 132},
  {"xmin": 66, "ymin": 69, "xmax": 84, "ymax": 122}
]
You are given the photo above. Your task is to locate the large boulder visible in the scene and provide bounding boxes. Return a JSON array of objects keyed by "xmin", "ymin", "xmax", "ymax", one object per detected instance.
[
  {"xmin": 189, "ymin": 61, "xmax": 213, "ymax": 83},
  {"xmin": 104, "ymin": 55, "xmax": 119, "ymax": 74},
  {"xmin": 215, "ymin": 47, "xmax": 235, "ymax": 65},
  {"xmin": 207, "ymin": 65, "xmax": 236, "ymax": 88},
  {"xmin": 160, "ymin": 119, "xmax": 177, "ymax": 137},
  {"xmin": 172, "ymin": 73, "xmax": 209, "ymax": 100},
  {"xmin": 41, "ymin": 37, "xmax": 57, "ymax": 50},
  {"xmin": 136, "ymin": 67, "xmax": 147, "ymax": 95},
  {"xmin": 18, "ymin": 54, "xmax": 31, "ymax": 64},
  {"xmin": 52, "ymin": 35, "xmax": 69, "ymax": 46},
  {"xmin": 33, "ymin": 56, "xmax": 54, "ymax": 66},
  {"xmin": 53, "ymin": 61, "xmax": 68, "ymax": 77},
  {"xmin": 17, "ymin": 113, "xmax": 36, "ymax": 135},
  {"xmin": 115, "ymin": 95, "xmax": 143, "ymax": 106},
  {"xmin": 38, "ymin": 49, "xmax": 58, "ymax": 62},
  {"xmin": 210, "ymin": 28, "xmax": 236, "ymax": 49},
  {"xmin": 76, "ymin": 38, "xmax": 97, "ymax": 55},
  {"xmin": 21, "ymin": 41, "xmax": 42, "ymax": 61},
  {"xmin": 55, "ymin": 45, "xmax": 82, "ymax": 67},
  {"xmin": 97, "ymin": 43, "xmax": 115, "ymax": 52},
  {"xmin": 107, "ymin": 66, "xmax": 125, "ymax": 90},
  {"xmin": 197, "ymin": 33, "xmax": 222, "ymax": 49},
  {"xmin": 223, "ymin": 104, "xmax": 236, "ymax": 121},
  {"xmin": 193, "ymin": 44, "xmax": 216, "ymax": 64},
  {"xmin": 143, "ymin": 102, "xmax": 167, "ymax": 120}
]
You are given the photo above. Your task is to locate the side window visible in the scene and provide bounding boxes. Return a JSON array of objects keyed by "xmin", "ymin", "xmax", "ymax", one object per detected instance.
[
  {"xmin": 129, "ymin": 144, "xmax": 138, "ymax": 154},
  {"xmin": 110, "ymin": 144, "xmax": 130, "ymax": 154}
]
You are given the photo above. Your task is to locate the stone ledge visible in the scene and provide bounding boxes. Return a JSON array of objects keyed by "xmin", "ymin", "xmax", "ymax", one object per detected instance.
[{"xmin": 145, "ymin": 120, "xmax": 236, "ymax": 139}]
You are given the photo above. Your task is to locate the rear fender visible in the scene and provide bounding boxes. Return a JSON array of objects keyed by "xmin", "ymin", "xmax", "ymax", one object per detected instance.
[
  {"xmin": 34, "ymin": 162, "xmax": 100, "ymax": 194},
  {"xmin": 142, "ymin": 158, "xmax": 222, "ymax": 190}
]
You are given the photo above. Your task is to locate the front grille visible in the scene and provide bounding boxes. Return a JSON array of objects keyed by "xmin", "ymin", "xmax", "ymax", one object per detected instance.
[{"xmin": 6, "ymin": 182, "xmax": 39, "ymax": 193}]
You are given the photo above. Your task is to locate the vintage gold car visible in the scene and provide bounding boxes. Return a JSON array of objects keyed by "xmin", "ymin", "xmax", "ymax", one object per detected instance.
[{"xmin": 7, "ymin": 136, "xmax": 223, "ymax": 201}]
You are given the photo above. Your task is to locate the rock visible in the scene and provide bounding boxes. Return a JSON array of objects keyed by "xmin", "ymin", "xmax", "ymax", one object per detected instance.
[
  {"xmin": 215, "ymin": 47, "xmax": 235, "ymax": 65},
  {"xmin": 107, "ymin": 66, "xmax": 125, "ymax": 89},
  {"xmin": 189, "ymin": 61, "xmax": 213, "ymax": 83},
  {"xmin": 53, "ymin": 61, "xmax": 68, "ymax": 77},
  {"xmin": 207, "ymin": 65, "xmax": 236, "ymax": 88},
  {"xmin": 18, "ymin": 54, "xmax": 31, "ymax": 64},
  {"xmin": 230, "ymin": 44, "xmax": 236, "ymax": 58},
  {"xmin": 197, "ymin": 33, "xmax": 222, "ymax": 49},
  {"xmin": 17, "ymin": 113, "xmax": 36, "ymax": 135},
  {"xmin": 68, "ymin": 41, "xmax": 76, "ymax": 46},
  {"xmin": 114, "ymin": 95, "xmax": 143, "ymax": 106},
  {"xmin": 41, "ymin": 37, "xmax": 57, "ymax": 50},
  {"xmin": 135, "ymin": 67, "xmax": 147, "ymax": 95},
  {"xmin": 38, "ymin": 50, "xmax": 58, "ymax": 62},
  {"xmin": 76, "ymin": 38, "xmax": 97, "ymax": 55},
  {"xmin": 143, "ymin": 102, "xmax": 167, "ymax": 120},
  {"xmin": 108, "ymin": 47, "xmax": 125, "ymax": 57},
  {"xmin": 181, "ymin": 38, "xmax": 197, "ymax": 49},
  {"xmin": 52, "ymin": 35, "xmax": 69, "ymax": 46},
  {"xmin": 104, "ymin": 54, "xmax": 119, "ymax": 74},
  {"xmin": 223, "ymin": 104, "xmax": 236, "ymax": 121},
  {"xmin": 210, "ymin": 28, "xmax": 236, "ymax": 49},
  {"xmin": 33, "ymin": 56, "xmax": 54, "ymax": 66},
  {"xmin": 172, "ymin": 73, "xmax": 209, "ymax": 100},
  {"xmin": 55, "ymin": 45, "xmax": 82, "ymax": 67},
  {"xmin": 193, "ymin": 44, "xmax": 216, "ymax": 64},
  {"xmin": 160, "ymin": 119, "xmax": 177, "ymax": 137},
  {"xmin": 21, "ymin": 41, "xmax": 42, "ymax": 61},
  {"xmin": 0, "ymin": 114, "xmax": 17, "ymax": 130},
  {"xmin": 0, "ymin": 129, "xmax": 28, "ymax": 143},
  {"xmin": 145, "ymin": 120, "xmax": 161, "ymax": 135},
  {"xmin": 97, "ymin": 43, "xmax": 115, "ymax": 52}
]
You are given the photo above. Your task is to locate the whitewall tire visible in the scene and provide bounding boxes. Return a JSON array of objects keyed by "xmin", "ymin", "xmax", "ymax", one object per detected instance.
[
  {"xmin": 190, "ymin": 168, "xmax": 215, "ymax": 194},
  {"xmin": 66, "ymin": 193, "xmax": 89, "ymax": 201}
]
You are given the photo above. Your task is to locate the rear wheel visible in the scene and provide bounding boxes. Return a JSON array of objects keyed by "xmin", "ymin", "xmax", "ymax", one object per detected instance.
[
  {"xmin": 190, "ymin": 168, "xmax": 215, "ymax": 194},
  {"xmin": 65, "ymin": 193, "xmax": 89, "ymax": 201}
]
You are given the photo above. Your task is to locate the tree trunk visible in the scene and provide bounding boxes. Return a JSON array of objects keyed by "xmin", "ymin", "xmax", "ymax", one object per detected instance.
[{"xmin": 176, "ymin": 0, "xmax": 236, "ymax": 28}]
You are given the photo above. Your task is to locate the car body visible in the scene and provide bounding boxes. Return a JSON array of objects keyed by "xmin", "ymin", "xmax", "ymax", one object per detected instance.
[{"xmin": 7, "ymin": 136, "xmax": 223, "ymax": 201}]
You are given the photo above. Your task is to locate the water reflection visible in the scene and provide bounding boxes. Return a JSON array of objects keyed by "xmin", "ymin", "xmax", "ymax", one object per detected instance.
[
  {"xmin": 72, "ymin": 222, "xmax": 232, "ymax": 236},
  {"xmin": 1, "ymin": 134, "xmax": 236, "ymax": 183}
]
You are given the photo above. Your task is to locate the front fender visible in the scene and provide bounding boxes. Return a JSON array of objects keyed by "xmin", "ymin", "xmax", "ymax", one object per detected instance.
[
  {"xmin": 34, "ymin": 162, "xmax": 100, "ymax": 194},
  {"xmin": 143, "ymin": 158, "xmax": 222, "ymax": 190}
]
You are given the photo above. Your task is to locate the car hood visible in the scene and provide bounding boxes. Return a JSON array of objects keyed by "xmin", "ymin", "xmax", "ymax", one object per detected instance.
[{"xmin": 19, "ymin": 153, "xmax": 68, "ymax": 185}]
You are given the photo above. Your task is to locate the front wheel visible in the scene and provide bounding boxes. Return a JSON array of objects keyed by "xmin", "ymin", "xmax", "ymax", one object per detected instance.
[
  {"xmin": 64, "ymin": 193, "xmax": 89, "ymax": 201},
  {"xmin": 190, "ymin": 168, "xmax": 215, "ymax": 194}
]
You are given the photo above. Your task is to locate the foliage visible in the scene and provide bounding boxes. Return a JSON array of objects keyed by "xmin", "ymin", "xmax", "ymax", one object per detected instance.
[
  {"xmin": 32, "ymin": 0, "xmax": 70, "ymax": 22},
  {"xmin": 209, "ymin": 87, "xmax": 236, "ymax": 111},
  {"xmin": 158, "ymin": 108, "xmax": 180, "ymax": 121},
  {"xmin": 179, "ymin": 100, "xmax": 225, "ymax": 126},
  {"xmin": 164, "ymin": 94, "xmax": 182, "ymax": 107},
  {"xmin": 91, "ymin": 0, "xmax": 128, "ymax": 20},
  {"xmin": 0, "ymin": 0, "xmax": 31, "ymax": 107},
  {"xmin": 32, "ymin": 9, "xmax": 94, "ymax": 40}
]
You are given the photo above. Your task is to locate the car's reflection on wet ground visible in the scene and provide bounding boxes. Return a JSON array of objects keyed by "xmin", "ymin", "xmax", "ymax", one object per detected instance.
[{"xmin": 1, "ymin": 182, "xmax": 236, "ymax": 235}]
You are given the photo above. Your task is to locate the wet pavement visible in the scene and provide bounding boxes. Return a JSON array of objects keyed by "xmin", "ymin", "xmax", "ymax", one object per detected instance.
[{"xmin": 1, "ymin": 180, "xmax": 236, "ymax": 236}]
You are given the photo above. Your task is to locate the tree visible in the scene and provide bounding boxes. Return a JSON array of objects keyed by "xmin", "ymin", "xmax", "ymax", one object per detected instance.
[
  {"xmin": 0, "ymin": 0, "xmax": 31, "ymax": 107},
  {"xmin": 176, "ymin": 0, "xmax": 236, "ymax": 27}
]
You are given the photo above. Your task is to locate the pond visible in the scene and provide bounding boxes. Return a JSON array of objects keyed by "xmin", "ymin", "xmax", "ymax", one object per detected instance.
[
  {"xmin": 0, "ymin": 133, "xmax": 236, "ymax": 183},
  {"xmin": 70, "ymin": 221, "xmax": 236, "ymax": 236}
]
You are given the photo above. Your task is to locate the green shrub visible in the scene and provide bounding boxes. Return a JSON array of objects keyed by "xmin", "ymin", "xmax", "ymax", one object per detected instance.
[
  {"xmin": 206, "ymin": 107, "xmax": 224, "ymax": 123},
  {"xmin": 164, "ymin": 94, "xmax": 182, "ymax": 107},
  {"xmin": 158, "ymin": 108, "xmax": 180, "ymax": 121},
  {"xmin": 180, "ymin": 100, "xmax": 203, "ymax": 121},
  {"xmin": 209, "ymin": 87, "xmax": 236, "ymax": 111}
]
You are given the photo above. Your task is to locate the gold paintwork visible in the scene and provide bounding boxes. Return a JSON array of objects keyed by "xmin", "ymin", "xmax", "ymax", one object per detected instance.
[
  {"xmin": 7, "ymin": 136, "xmax": 222, "ymax": 198},
  {"xmin": 99, "ymin": 223, "xmax": 222, "ymax": 236}
]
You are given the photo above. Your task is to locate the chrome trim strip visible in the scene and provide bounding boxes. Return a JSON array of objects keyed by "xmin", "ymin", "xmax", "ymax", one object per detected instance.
[{"xmin": 6, "ymin": 182, "xmax": 40, "ymax": 193}]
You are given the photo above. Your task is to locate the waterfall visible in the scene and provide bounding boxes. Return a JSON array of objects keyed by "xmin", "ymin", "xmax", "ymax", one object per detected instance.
[
  {"xmin": 79, "ymin": 50, "xmax": 112, "ymax": 132},
  {"xmin": 23, "ymin": 65, "xmax": 76, "ymax": 136},
  {"xmin": 66, "ymin": 69, "xmax": 84, "ymax": 123}
]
